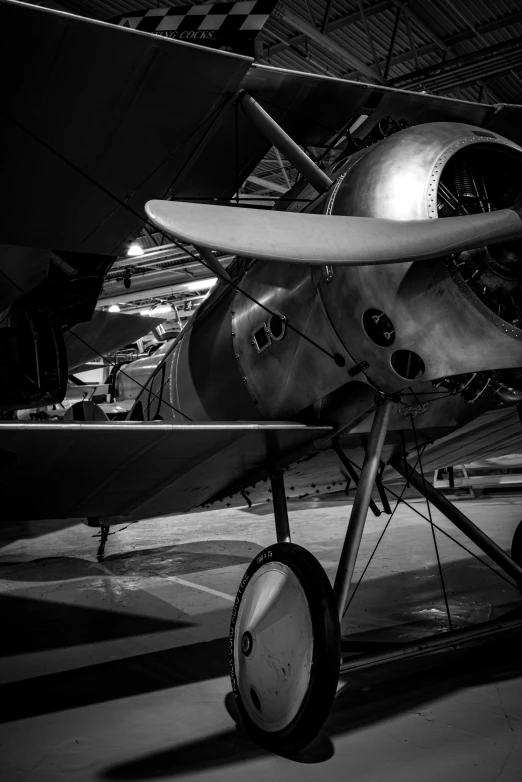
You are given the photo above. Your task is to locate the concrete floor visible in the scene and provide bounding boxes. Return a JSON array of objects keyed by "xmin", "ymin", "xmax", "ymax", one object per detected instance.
[{"xmin": 1, "ymin": 496, "xmax": 522, "ymax": 781}]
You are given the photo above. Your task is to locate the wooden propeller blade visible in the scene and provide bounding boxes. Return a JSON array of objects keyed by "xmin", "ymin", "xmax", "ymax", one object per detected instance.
[{"xmin": 145, "ymin": 200, "xmax": 522, "ymax": 266}]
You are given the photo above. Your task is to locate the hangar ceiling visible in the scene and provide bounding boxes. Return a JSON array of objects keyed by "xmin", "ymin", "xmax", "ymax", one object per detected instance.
[{"xmin": 32, "ymin": 0, "xmax": 522, "ymax": 332}]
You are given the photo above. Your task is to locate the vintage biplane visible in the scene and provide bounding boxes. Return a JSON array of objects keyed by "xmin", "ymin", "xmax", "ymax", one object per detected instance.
[{"xmin": 2, "ymin": 0, "xmax": 522, "ymax": 753}]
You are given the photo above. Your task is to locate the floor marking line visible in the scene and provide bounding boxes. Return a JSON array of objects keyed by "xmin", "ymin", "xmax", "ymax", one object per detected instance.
[{"xmin": 166, "ymin": 575, "xmax": 235, "ymax": 602}]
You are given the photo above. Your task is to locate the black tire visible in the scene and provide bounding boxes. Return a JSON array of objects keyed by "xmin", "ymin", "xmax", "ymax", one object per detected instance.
[
  {"xmin": 229, "ymin": 542, "xmax": 340, "ymax": 753},
  {"xmin": 511, "ymin": 519, "xmax": 522, "ymax": 592}
]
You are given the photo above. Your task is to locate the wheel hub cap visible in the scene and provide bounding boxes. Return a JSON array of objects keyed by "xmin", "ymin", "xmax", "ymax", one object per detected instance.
[{"xmin": 234, "ymin": 562, "xmax": 314, "ymax": 732}]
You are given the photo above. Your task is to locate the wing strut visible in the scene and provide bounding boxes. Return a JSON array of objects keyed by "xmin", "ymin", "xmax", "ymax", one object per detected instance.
[{"xmin": 239, "ymin": 92, "xmax": 333, "ymax": 194}]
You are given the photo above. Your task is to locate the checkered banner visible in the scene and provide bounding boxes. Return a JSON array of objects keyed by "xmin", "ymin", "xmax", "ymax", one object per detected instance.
[{"xmin": 110, "ymin": 1, "xmax": 277, "ymax": 56}]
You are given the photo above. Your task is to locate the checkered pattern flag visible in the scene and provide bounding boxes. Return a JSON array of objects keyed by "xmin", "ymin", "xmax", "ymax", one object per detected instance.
[{"xmin": 110, "ymin": 1, "xmax": 276, "ymax": 56}]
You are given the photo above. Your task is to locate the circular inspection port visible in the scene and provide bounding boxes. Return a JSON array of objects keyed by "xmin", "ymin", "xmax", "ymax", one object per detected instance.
[
  {"xmin": 268, "ymin": 312, "xmax": 286, "ymax": 341},
  {"xmin": 391, "ymin": 350, "xmax": 425, "ymax": 380},
  {"xmin": 362, "ymin": 309, "xmax": 395, "ymax": 347}
]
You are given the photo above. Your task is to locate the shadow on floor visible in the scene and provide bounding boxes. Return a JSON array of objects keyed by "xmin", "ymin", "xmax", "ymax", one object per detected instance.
[
  {"xmin": 0, "ymin": 518, "xmax": 80, "ymax": 549},
  {"xmin": 1, "ymin": 553, "xmax": 520, "ymax": 723},
  {"xmin": 0, "ymin": 629, "xmax": 231, "ymax": 724},
  {"xmin": 104, "ymin": 540, "xmax": 262, "ymax": 577},
  {"xmin": 99, "ymin": 629, "xmax": 522, "ymax": 779},
  {"xmin": 0, "ymin": 540, "xmax": 263, "ymax": 582},
  {"xmin": 0, "ymin": 593, "xmax": 194, "ymax": 656}
]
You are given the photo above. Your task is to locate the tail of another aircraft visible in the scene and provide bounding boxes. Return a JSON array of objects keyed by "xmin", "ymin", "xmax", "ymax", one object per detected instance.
[{"xmin": 110, "ymin": 1, "xmax": 277, "ymax": 57}]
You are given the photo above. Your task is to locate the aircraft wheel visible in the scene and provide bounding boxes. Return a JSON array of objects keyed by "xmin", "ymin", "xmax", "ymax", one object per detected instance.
[
  {"xmin": 511, "ymin": 519, "xmax": 522, "ymax": 591},
  {"xmin": 229, "ymin": 542, "xmax": 340, "ymax": 753}
]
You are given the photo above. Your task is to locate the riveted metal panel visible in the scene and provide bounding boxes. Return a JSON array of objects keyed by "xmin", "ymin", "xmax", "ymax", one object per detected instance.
[
  {"xmin": 231, "ymin": 260, "xmax": 357, "ymax": 418},
  {"xmin": 174, "ymin": 282, "xmax": 263, "ymax": 421}
]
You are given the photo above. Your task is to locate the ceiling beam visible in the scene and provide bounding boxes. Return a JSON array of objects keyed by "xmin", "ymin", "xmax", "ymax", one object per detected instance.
[
  {"xmin": 247, "ymin": 174, "xmax": 289, "ymax": 193},
  {"xmin": 98, "ymin": 281, "xmax": 215, "ymax": 307},
  {"xmin": 390, "ymin": 0, "xmax": 502, "ymax": 102},
  {"xmin": 357, "ymin": 0, "xmax": 383, "ymax": 78},
  {"xmin": 341, "ymin": 9, "xmax": 522, "ymax": 86},
  {"xmin": 267, "ymin": 0, "xmax": 393, "ymax": 58},
  {"xmin": 271, "ymin": 4, "xmax": 386, "ymax": 83},
  {"xmin": 390, "ymin": 37, "xmax": 522, "ymax": 91}
]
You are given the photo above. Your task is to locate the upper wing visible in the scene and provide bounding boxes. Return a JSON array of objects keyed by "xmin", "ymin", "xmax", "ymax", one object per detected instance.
[
  {"xmin": 0, "ymin": 0, "xmax": 251, "ymax": 254},
  {"xmin": 0, "ymin": 421, "xmax": 331, "ymax": 521},
  {"xmin": 3, "ymin": 0, "xmax": 518, "ymax": 260},
  {"xmin": 0, "ymin": 244, "xmax": 51, "ymax": 311},
  {"xmin": 242, "ymin": 63, "xmax": 494, "ymax": 149}
]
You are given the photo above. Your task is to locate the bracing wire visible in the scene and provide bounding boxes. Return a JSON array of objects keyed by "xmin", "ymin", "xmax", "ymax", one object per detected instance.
[
  {"xmin": 0, "ymin": 105, "xmax": 496, "ymax": 423},
  {"xmin": 169, "ymin": 238, "xmax": 344, "ymax": 364},
  {"xmin": 409, "ymin": 413, "xmax": 454, "ymax": 631},
  {"xmin": 342, "ymin": 442, "xmax": 429, "ymax": 617},
  {"xmin": 2, "ymin": 97, "xmax": 229, "ymax": 263},
  {"xmin": 383, "ymin": 484, "xmax": 518, "ymax": 590},
  {"xmin": 65, "ymin": 329, "xmax": 192, "ymax": 421},
  {"xmin": 1, "ymin": 106, "xmax": 346, "ymax": 369}
]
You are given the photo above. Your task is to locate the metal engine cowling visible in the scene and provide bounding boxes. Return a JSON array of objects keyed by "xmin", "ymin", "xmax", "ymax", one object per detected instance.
[{"xmin": 320, "ymin": 122, "xmax": 522, "ymax": 392}]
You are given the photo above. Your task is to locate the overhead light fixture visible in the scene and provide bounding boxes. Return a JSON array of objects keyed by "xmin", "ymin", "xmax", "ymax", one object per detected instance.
[
  {"xmin": 140, "ymin": 304, "xmax": 172, "ymax": 316},
  {"xmin": 127, "ymin": 242, "xmax": 144, "ymax": 257},
  {"xmin": 108, "ymin": 304, "xmax": 120, "ymax": 313},
  {"xmin": 186, "ymin": 278, "xmax": 217, "ymax": 291}
]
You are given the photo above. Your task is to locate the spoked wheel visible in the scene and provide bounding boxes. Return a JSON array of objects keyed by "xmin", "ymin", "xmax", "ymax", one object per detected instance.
[
  {"xmin": 229, "ymin": 542, "xmax": 340, "ymax": 753},
  {"xmin": 511, "ymin": 519, "xmax": 522, "ymax": 592}
]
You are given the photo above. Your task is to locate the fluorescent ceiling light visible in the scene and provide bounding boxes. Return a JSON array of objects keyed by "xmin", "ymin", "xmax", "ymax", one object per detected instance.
[
  {"xmin": 140, "ymin": 305, "xmax": 172, "ymax": 316},
  {"xmin": 108, "ymin": 304, "xmax": 120, "ymax": 312},
  {"xmin": 127, "ymin": 242, "xmax": 144, "ymax": 257},
  {"xmin": 186, "ymin": 278, "xmax": 217, "ymax": 291}
]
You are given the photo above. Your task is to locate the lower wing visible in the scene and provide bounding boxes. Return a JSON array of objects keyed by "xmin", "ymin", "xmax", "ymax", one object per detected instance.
[{"xmin": 0, "ymin": 421, "xmax": 330, "ymax": 522}]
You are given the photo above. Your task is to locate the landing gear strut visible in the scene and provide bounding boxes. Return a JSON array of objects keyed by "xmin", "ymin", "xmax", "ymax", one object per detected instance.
[
  {"xmin": 389, "ymin": 455, "xmax": 522, "ymax": 588},
  {"xmin": 229, "ymin": 398, "xmax": 393, "ymax": 752},
  {"xmin": 229, "ymin": 397, "xmax": 522, "ymax": 752}
]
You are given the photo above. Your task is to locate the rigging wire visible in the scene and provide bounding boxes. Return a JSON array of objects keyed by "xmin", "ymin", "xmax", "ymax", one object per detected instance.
[
  {"xmin": 0, "ymin": 99, "xmax": 229, "ymax": 332},
  {"xmin": 65, "ymin": 328, "xmax": 192, "ymax": 420},
  {"xmin": 0, "ymin": 106, "xmax": 346, "ymax": 368},
  {"xmin": 170, "ymin": 238, "xmax": 344, "ymax": 364},
  {"xmin": 0, "ymin": 104, "xmax": 447, "ymax": 410},
  {"xmin": 235, "ymin": 99, "xmax": 240, "ymax": 205},
  {"xmin": 0, "ymin": 105, "xmax": 498, "ymax": 421},
  {"xmin": 383, "ymin": 484, "xmax": 518, "ymax": 590},
  {"xmin": 0, "ymin": 97, "xmax": 229, "ymax": 269},
  {"xmin": 342, "ymin": 442, "xmax": 429, "ymax": 617},
  {"xmin": 410, "ymin": 413, "xmax": 454, "ymax": 631},
  {"xmin": 342, "ymin": 436, "xmax": 518, "ymax": 622}
]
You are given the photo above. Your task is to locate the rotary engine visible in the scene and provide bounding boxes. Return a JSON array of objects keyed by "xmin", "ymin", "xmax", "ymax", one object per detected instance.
[{"xmin": 322, "ymin": 121, "xmax": 522, "ymax": 402}]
